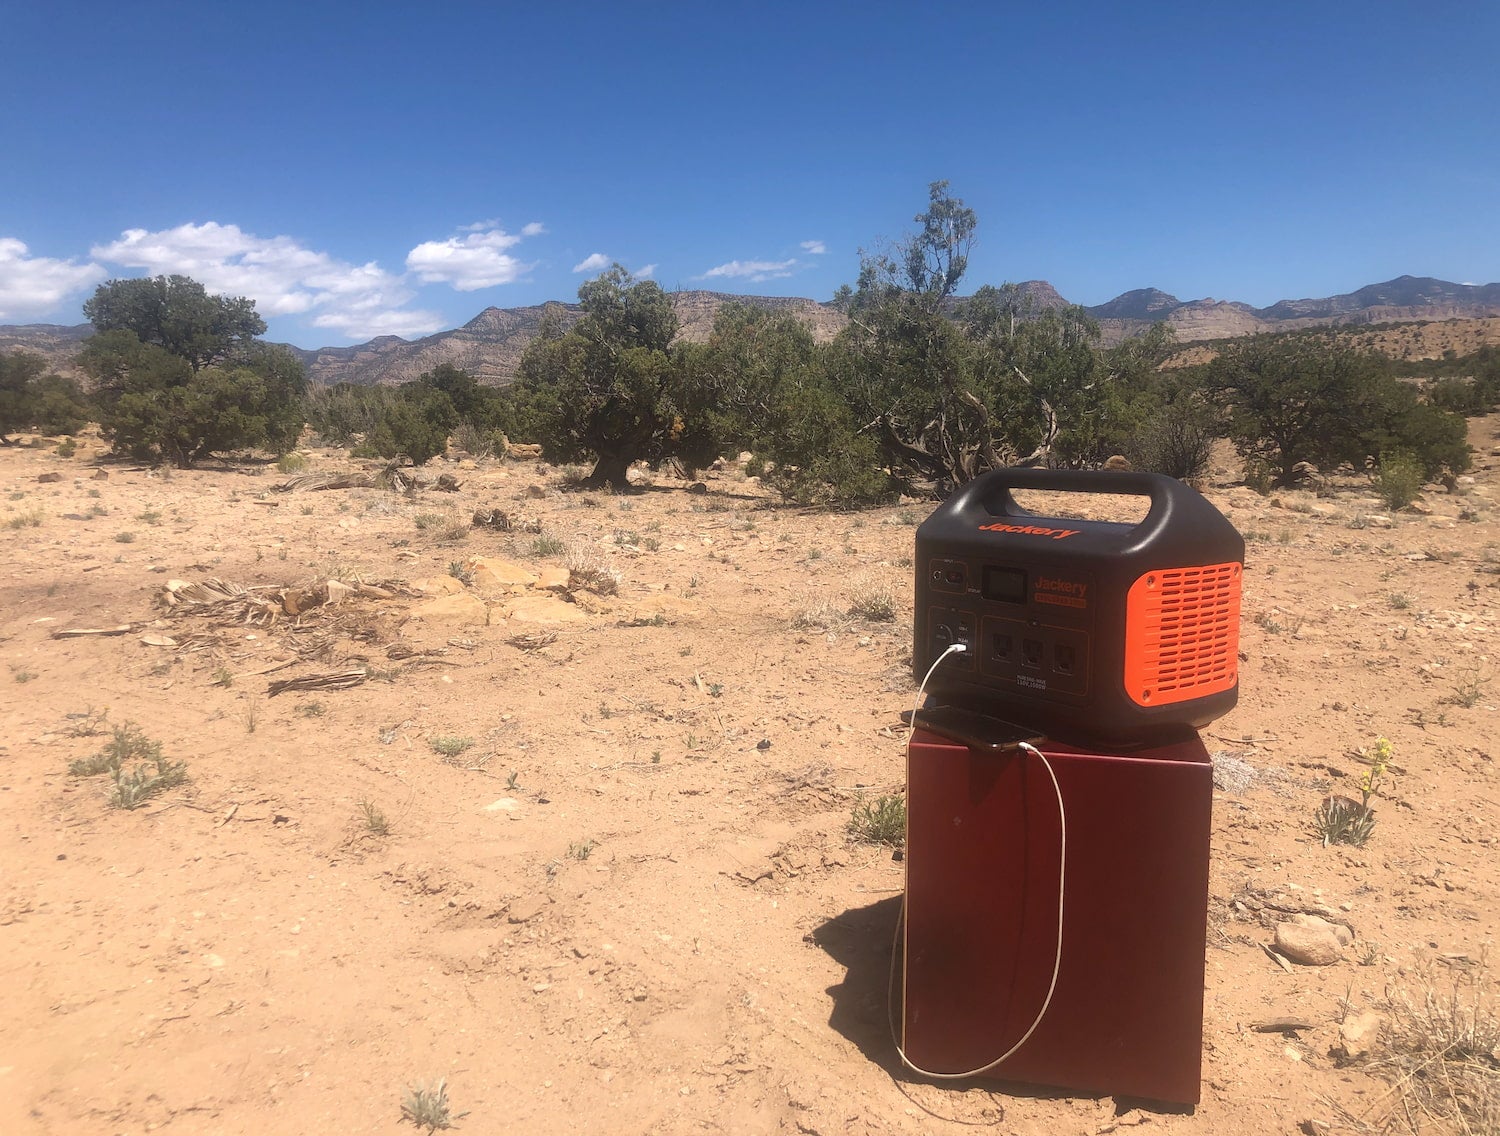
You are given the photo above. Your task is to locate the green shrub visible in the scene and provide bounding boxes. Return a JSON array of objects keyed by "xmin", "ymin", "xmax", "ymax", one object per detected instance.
[
  {"xmin": 1128, "ymin": 399, "xmax": 1218, "ymax": 480},
  {"xmin": 1376, "ymin": 451, "xmax": 1425, "ymax": 510},
  {"xmin": 67, "ymin": 723, "xmax": 186, "ymax": 809},
  {"xmin": 848, "ymin": 794, "xmax": 907, "ymax": 846}
]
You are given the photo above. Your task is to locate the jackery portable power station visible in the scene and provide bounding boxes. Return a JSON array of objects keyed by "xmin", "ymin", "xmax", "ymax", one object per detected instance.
[{"xmin": 913, "ymin": 469, "xmax": 1243, "ymax": 747}]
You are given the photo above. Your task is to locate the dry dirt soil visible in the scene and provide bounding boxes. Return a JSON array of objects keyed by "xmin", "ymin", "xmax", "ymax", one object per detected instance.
[{"xmin": 2, "ymin": 426, "xmax": 1497, "ymax": 1136}]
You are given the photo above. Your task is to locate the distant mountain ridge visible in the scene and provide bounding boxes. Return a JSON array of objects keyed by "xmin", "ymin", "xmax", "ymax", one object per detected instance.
[{"xmin": 4, "ymin": 275, "xmax": 1498, "ymax": 387}]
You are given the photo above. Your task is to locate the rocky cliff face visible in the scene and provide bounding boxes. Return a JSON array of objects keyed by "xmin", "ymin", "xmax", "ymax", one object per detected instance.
[
  {"xmin": 1086, "ymin": 276, "xmax": 1500, "ymax": 347},
  {"xmin": 287, "ymin": 292, "xmax": 846, "ymax": 388},
  {"xmin": 1086, "ymin": 288, "xmax": 1182, "ymax": 321},
  {"xmin": 1259, "ymin": 276, "xmax": 1500, "ymax": 321}
]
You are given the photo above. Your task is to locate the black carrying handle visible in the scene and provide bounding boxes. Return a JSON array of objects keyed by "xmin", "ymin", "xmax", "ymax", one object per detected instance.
[{"xmin": 945, "ymin": 468, "xmax": 1214, "ymax": 535}]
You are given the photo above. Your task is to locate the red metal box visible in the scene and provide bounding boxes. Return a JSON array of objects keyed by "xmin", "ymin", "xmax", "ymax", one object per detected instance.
[{"xmin": 902, "ymin": 729, "xmax": 1213, "ymax": 1104}]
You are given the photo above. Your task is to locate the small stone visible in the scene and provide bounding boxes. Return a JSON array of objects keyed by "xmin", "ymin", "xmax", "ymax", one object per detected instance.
[
  {"xmin": 1364, "ymin": 515, "xmax": 1394, "ymax": 529},
  {"xmin": 632, "ymin": 990, "xmax": 648, "ymax": 1001},
  {"xmin": 1274, "ymin": 920, "xmax": 1344, "ymax": 966},
  {"xmin": 526, "ymin": 484, "xmax": 547, "ymax": 499},
  {"xmin": 91, "ymin": 468, "xmax": 109, "ymax": 480},
  {"xmin": 36, "ymin": 472, "xmax": 62, "ymax": 483},
  {"xmin": 324, "ymin": 579, "xmax": 353, "ymax": 604},
  {"xmin": 1287, "ymin": 912, "xmax": 1354, "ymax": 946},
  {"xmin": 1335, "ymin": 1010, "xmax": 1383, "ymax": 1061},
  {"xmin": 756, "ymin": 739, "xmax": 771, "ymax": 751}
]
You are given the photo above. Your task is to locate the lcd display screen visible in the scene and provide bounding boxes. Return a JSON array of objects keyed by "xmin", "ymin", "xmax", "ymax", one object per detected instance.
[{"xmin": 982, "ymin": 566, "xmax": 1028, "ymax": 604}]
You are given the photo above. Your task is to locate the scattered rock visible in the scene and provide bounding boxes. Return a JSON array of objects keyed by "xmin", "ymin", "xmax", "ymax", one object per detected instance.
[
  {"xmin": 533, "ymin": 566, "xmax": 571, "ymax": 591},
  {"xmin": 36, "ymin": 472, "xmax": 62, "ymax": 483},
  {"xmin": 525, "ymin": 484, "xmax": 548, "ymax": 499},
  {"xmin": 1334, "ymin": 1010, "xmax": 1383, "ymax": 1062},
  {"xmin": 467, "ymin": 556, "xmax": 537, "ymax": 590},
  {"xmin": 409, "ymin": 575, "xmax": 466, "ymax": 597},
  {"xmin": 1364, "ymin": 515, "xmax": 1394, "ymax": 528},
  {"xmin": 1286, "ymin": 912, "xmax": 1354, "ymax": 946},
  {"xmin": 405, "ymin": 593, "xmax": 489, "ymax": 626},
  {"xmin": 687, "ymin": 482, "xmax": 708, "ymax": 495},
  {"xmin": 1274, "ymin": 919, "xmax": 1345, "ymax": 965},
  {"xmin": 569, "ymin": 590, "xmax": 615, "ymax": 616},
  {"xmin": 90, "ymin": 468, "xmax": 108, "ymax": 480},
  {"xmin": 324, "ymin": 579, "xmax": 354, "ymax": 605},
  {"xmin": 495, "ymin": 594, "xmax": 589, "ymax": 625}
]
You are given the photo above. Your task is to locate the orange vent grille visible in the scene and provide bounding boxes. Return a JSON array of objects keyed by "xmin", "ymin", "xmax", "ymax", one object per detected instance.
[{"xmin": 1124, "ymin": 562, "xmax": 1241, "ymax": 708}]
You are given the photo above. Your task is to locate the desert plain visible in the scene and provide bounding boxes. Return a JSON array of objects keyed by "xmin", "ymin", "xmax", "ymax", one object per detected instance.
[{"xmin": 1, "ymin": 423, "xmax": 1497, "ymax": 1136}]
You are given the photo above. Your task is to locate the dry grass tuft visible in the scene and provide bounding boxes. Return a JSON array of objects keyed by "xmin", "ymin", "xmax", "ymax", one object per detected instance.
[
  {"xmin": 845, "ymin": 573, "xmax": 898, "ymax": 621},
  {"xmin": 1357, "ymin": 954, "xmax": 1499, "ymax": 1135},
  {"xmin": 566, "ymin": 545, "xmax": 621, "ymax": 595},
  {"xmin": 790, "ymin": 594, "xmax": 842, "ymax": 631}
]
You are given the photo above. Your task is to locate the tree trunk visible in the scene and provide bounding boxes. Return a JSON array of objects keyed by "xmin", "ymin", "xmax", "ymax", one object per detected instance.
[{"xmin": 583, "ymin": 452, "xmax": 633, "ymax": 491}]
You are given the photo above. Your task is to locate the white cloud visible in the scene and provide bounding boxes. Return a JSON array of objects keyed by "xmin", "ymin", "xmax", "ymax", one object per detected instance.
[
  {"xmin": 800, "ymin": 240, "xmax": 827, "ymax": 255},
  {"xmin": 634, "ymin": 263, "xmax": 658, "ymax": 280},
  {"xmin": 697, "ymin": 258, "xmax": 798, "ymax": 283},
  {"xmin": 521, "ymin": 222, "xmax": 547, "ymax": 237},
  {"xmin": 459, "ymin": 218, "xmax": 501, "ymax": 233},
  {"xmin": 572, "ymin": 253, "xmax": 611, "ymax": 274},
  {"xmin": 92, "ymin": 221, "xmax": 444, "ymax": 340},
  {"xmin": 405, "ymin": 225, "xmax": 537, "ymax": 291},
  {"xmin": 0, "ymin": 238, "xmax": 107, "ymax": 321}
]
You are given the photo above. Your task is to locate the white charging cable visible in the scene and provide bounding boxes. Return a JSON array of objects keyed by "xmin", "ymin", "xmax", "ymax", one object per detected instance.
[{"xmin": 892, "ymin": 643, "xmax": 1068, "ymax": 1079}]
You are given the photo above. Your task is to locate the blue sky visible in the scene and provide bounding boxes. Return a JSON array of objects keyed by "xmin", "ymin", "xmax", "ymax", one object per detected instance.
[{"xmin": 2, "ymin": 1, "xmax": 1495, "ymax": 347}]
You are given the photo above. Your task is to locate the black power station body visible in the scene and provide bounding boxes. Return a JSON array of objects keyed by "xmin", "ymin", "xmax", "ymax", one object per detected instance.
[{"xmin": 914, "ymin": 469, "xmax": 1244, "ymax": 748}]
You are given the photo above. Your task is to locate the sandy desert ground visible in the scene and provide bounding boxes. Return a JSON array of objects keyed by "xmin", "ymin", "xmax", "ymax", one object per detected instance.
[{"xmin": 1, "ymin": 423, "xmax": 1497, "ymax": 1135}]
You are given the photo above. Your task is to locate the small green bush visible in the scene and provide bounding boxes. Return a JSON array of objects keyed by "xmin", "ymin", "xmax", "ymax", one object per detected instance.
[
  {"xmin": 1376, "ymin": 451, "xmax": 1425, "ymax": 510},
  {"xmin": 68, "ymin": 723, "xmax": 185, "ymax": 809},
  {"xmin": 848, "ymin": 794, "xmax": 907, "ymax": 846}
]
